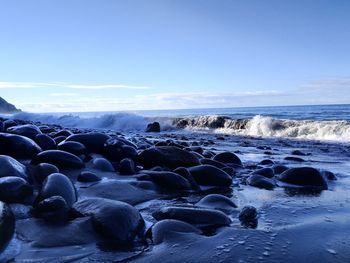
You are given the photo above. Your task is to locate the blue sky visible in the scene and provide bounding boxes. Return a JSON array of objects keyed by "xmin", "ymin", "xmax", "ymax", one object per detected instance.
[{"xmin": 0, "ymin": 0, "xmax": 349, "ymax": 112}]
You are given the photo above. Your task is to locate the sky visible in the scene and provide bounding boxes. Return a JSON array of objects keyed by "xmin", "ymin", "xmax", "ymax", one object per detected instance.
[{"xmin": 0, "ymin": 0, "xmax": 349, "ymax": 112}]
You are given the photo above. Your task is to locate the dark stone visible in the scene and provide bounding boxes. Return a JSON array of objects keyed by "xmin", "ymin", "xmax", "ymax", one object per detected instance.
[
  {"xmin": 259, "ymin": 159, "xmax": 275, "ymax": 165},
  {"xmin": 196, "ymin": 194, "xmax": 237, "ymax": 212},
  {"xmin": 173, "ymin": 167, "xmax": 199, "ymax": 190},
  {"xmin": 65, "ymin": 132, "xmax": 111, "ymax": 153},
  {"xmin": 153, "ymin": 206, "xmax": 231, "ymax": 227},
  {"xmin": 146, "ymin": 122, "xmax": 161, "ymax": 132},
  {"xmin": 278, "ymin": 167, "xmax": 328, "ymax": 190},
  {"xmin": 72, "ymin": 198, "xmax": 145, "ymax": 244},
  {"xmin": 284, "ymin": 156, "xmax": 305, "ymax": 162},
  {"xmin": 58, "ymin": 141, "xmax": 87, "ymax": 156},
  {"xmin": 0, "ymin": 201, "xmax": 15, "ymax": 252},
  {"xmin": 0, "ymin": 155, "xmax": 28, "ymax": 179},
  {"xmin": 200, "ymin": 158, "xmax": 227, "ymax": 169},
  {"xmin": 32, "ymin": 163, "xmax": 59, "ymax": 184},
  {"xmin": 34, "ymin": 195, "xmax": 69, "ymax": 222},
  {"xmin": 53, "ymin": 130, "xmax": 73, "ymax": 138},
  {"xmin": 103, "ymin": 138, "xmax": 138, "ymax": 161},
  {"xmin": 239, "ymin": 206, "xmax": 258, "ymax": 228},
  {"xmin": 253, "ymin": 167, "xmax": 274, "ymax": 178},
  {"xmin": 213, "ymin": 152, "xmax": 242, "ymax": 166},
  {"xmin": 34, "ymin": 134, "xmax": 56, "ymax": 150},
  {"xmin": 322, "ymin": 170, "xmax": 337, "ymax": 181},
  {"xmin": 0, "ymin": 133, "xmax": 42, "ymax": 159},
  {"xmin": 3, "ymin": 119, "xmax": 17, "ymax": 129},
  {"xmin": 7, "ymin": 124, "xmax": 42, "ymax": 139},
  {"xmin": 272, "ymin": 164, "xmax": 288, "ymax": 174},
  {"xmin": 247, "ymin": 174, "xmax": 275, "ymax": 190},
  {"xmin": 139, "ymin": 171, "xmax": 192, "ymax": 191},
  {"xmin": 291, "ymin": 150, "xmax": 307, "ymax": 156},
  {"xmin": 118, "ymin": 158, "xmax": 136, "ymax": 175},
  {"xmin": 78, "ymin": 171, "xmax": 101, "ymax": 182},
  {"xmin": 0, "ymin": 177, "xmax": 33, "ymax": 203},
  {"xmin": 92, "ymin": 157, "xmax": 115, "ymax": 172},
  {"xmin": 53, "ymin": 136, "xmax": 67, "ymax": 145},
  {"xmin": 188, "ymin": 165, "xmax": 232, "ymax": 187},
  {"xmin": 151, "ymin": 219, "xmax": 201, "ymax": 244},
  {"xmin": 32, "ymin": 150, "xmax": 85, "ymax": 169},
  {"xmin": 40, "ymin": 173, "xmax": 77, "ymax": 207}
]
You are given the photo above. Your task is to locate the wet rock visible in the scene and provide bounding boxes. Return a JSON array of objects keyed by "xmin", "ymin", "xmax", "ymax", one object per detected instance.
[
  {"xmin": 0, "ymin": 201, "xmax": 15, "ymax": 252},
  {"xmin": 284, "ymin": 156, "xmax": 305, "ymax": 162},
  {"xmin": 34, "ymin": 134, "xmax": 56, "ymax": 150},
  {"xmin": 34, "ymin": 195, "xmax": 69, "ymax": 222},
  {"xmin": 139, "ymin": 171, "xmax": 192, "ymax": 191},
  {"xmin": 253, "ymin": 167, "xmax": 274, "ymax": 178},
  {"xmin": 239, "ymin": 206, "xmax": 258, "ymax": 228},
  {"xmin": 151, "ymin": 219, "xmax": 201, "ymax": 245},
  {"xmin": 188, "ymin": 165, "xmax": 232, "ymax": 187},
  {"xmin": 291, "ymin": 150, "xmax": 307, "ymax": 156},
  {"xmin": 58, "ymin": 141, "xmax": 87, "ymax": 156},
  {"xmin": 78, "ymin": 171, "xmax": 101, "ymax": 182},
  {"xmin": 32, "ymin": 163, "xmax": 59, "ymax": 184},
  {"xmin": 138, "ymin": 146, "xmax": 200, "ymax": 169},
  {"xmin": 7, "ymin": 124, "xmax": 42, "ymax": 139},
  {"xmin": 247, "ymin": 174, "xmax": 275, "ymax": 190},
  {"xmin": 200, "ymin": 158, "xmax": 227, "ymax": 169},
  {"xmin": 213, "ymin": 151, "xmax": 242, "ymax": 166},
  {"xmin": 0, "ymin": 133, "xmax": 42, "ymax": 159},
  {"xmin": 196, "ymin": 194, "xmax": 237, "ymax": 212},
  {"xmin": 92, "ymin": 157, "xmax": 115, "ymax": 172},
  {"xmin": 0, "ymin": 155, "xmax": 28, "ymax": 179},
  {"xmin": 0, "ymin": 177, "xmax": 33, "ymax": 203},
  {"xmin": 32, "ymin": 150, "xmax": 85, "ymax": 169},
  {"xmin": 104, "ymin": 138, "xmax": 138, "ymax": 161},
  {"xmin": 53, "ymin": 130, "xmax": 73, "ymax": 138},
  {"xmin": 40, "ymin": 173, "xmax": 77, "ymax": 207},
  {"xmin": 118, "ymin": 158, "xmax": 136, "ymax": 175},
  {"xmin": 272, "ymin": 164, "xmax": 288, "ymax": 174},
  {"xmin": 173, "ymin": 167, "xmax": 199, "ymax": 190},
  {"xmin": 3, "ymin": 119, "xmax": 17, "ymax": 130},
  {"xmin": 278, "ymin": 167, "xmax": 328, "ymax": 190},
  {"xmin": 153, "ymin": 206, "xmax": 231, "ymax": 227},
  {"xmin": 66, "ymin": 132, "xmax": 111, "ymax": 153},
  {"xmin": 322, "ymin": 170, "xmax": 337, "ymax": 181},
  {"xmin": 146, "ymin": 122, "xmax": 161, "ymax": 132},
  {"xmin": 259, "ymin": 159, "xmax": 275, "ymax": 165},
  {"xmin": 53, "ymin": 136, "xmax": 67, "ymax": 145},
  {"xmin": 72, "ymin": 198, "xmax": 145, "ymax": 244}
]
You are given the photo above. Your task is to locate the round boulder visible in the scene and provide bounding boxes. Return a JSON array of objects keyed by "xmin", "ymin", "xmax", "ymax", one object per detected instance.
[
  {"xmin": 0, "ymin": 155, "xmax": 28, "ymax": 179},
  {"xmin": 188, "ymin": 165, "xmax": 232, "ymax": 187},
  {"xmin": 0, "ymin": 177, "xmax": 33, "ymax": 203},
  {"xmin": 78, "ymin": 171, "xmax": 101, "ymax": 182},
  {"xmin": 196, "ymin": 194, "xmax": 237, "ymax": 212},
  {"xmin": 34, "ymin": 134, "xmax": 56, "ymax": 151},
  {"xmin": 0, "ymin": 202, "xmax": 15, "ymax": 252},
  {"xmin": 32, "ymin": 150, "xmax": 85, "ymax": 169},
  {"xmin": 7, "ymin": 124, "xmax": 42, "ymax": 139},
  {"xmin": 213, "ymin": 152, "xmax": 242, "ymax": 166},
  {"xmin": 65, "ymin": 132, "xmax": 111, "ymax": 153},
  {"xmin": 0, "ymin": 133, "xmax": 42, "ymax": 159},
  {"xmin": 247, "ymin": 174, "xmax": 275, "ymax": 190}
]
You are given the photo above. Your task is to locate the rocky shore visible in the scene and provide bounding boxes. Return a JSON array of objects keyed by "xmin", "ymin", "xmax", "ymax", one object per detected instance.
[{"xmin": 0, "ymin": 116, "xmax": 349, "ymax": 262}]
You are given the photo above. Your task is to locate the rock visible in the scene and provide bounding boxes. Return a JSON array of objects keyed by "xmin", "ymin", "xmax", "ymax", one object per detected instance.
[
  {"xmin": 253, "ymin": 167, "xmax": 274, "ymax": 178},
  {"xmin": 247, "ymin": 174, "xmax": 275, "ymax": 190},
  {"xmin": 200, "ymin": 158, "xmax": 227, "ymax": 169},
  {"xmin": 3, "ymin": 119, "xmax": 17, "ymax": 129},
  {"xmin": 78, "ymin": 171, "xmax": 101, "ymax": 182},
  {"xmin": 140, "ymin": 171, "xmax": 192, "ymax": 191},
  {"xmin": 34, "ymin": 195, "xmax": 69, "ymax": 222},
  {"xmin": 32, "ymin": 163, "xmax": 59, "ymax": 184},
  {"xmin": 0, "ymin": 155, "xmax": 28, "ymax": 179},
  {"xmin": 53, "ymin": 136, "xmax": 67, "ymax": 145},
  {"xmin": 118, "ymin": 158, "xmax": 136, "ymax": 175},
  {"xmin": 291, "ymin": 150, "xmax": 307, "ymax": 156},
  {"xmin": 259, "ymin": 159, "xmax": 275, "ymax": 165},
  {"xmin": 173, "ymin": 167, "xmax": 199, "ymax": 190},
  {"xmin": 34, "ymin": 134, "xmax": 56, "ymax": 150},
  {"xmin": 146, "ymin": 122, "xmax": 161, "ymax": 132},
  {"xmin": 65, "ymin": 132, "xmax": 111, "ymax": 153},
  {"xmin": 0, "ymin": 201, "xmax": 15, "ymax": 252},
  {"xmin": 138, "ymin": 146, "xmax": 200, "ymax": 169},
  {"xmin": 151, "ymin": 219, "xmax": 201, "ymax": 244},
  {"xmin": 53, "ymin": 130, "xmax": 73, "ymax": 138},
  {"xmin": 284, "ymin": 156, "xmax": 305, "ymax": 162},
  {"xmin": 322, "ymin": 170, "xmax": 337, "ymax": 181},
  {"xmin": 58, "ymin": 141, "xmax": 86, "ymax": 156},
  {"xmin": 153, "ymin": 207, "xmax": 231, "ymax": 227},
  {"xmin": 239, "ymin": 206, "xmax": 258, "ymax": 228},
  {"xmin": 213, "ymin": 151, "xmax": 242, "ymax": 166},
  {"xmin": 32, "ymin": 150, "xmax": 85, "ymax": 169},
  {"xmin": 278, "ymin": 167, "xmax": 328, "ymax": 190},
  {"xmin": 72, "ymin": 198, "xmax": 145, "ymax": 244},
  {"xmin": 103, "ymin": 138, "xmax": 138, "ymax": 161},
  {"xmin": 272, "ymin": 164, "xmax": 288, "ymax": 174},
  {"xmin": 7, "ymin": 124, "xmax": 41, "ymax": 139},
  {"xmin": 40, "ymin": 173, "xmax": 77, "ymax": 207},
  {"xmin": 0, "ymin": 96, "xmax": 20, "ymax": 113},
  {"xmin": 188, "ymin": 165, "xmax": 232, "ymax": 187},
  {"xmin": 92, "ymin": 157, "xmax": 115, "ymax": 172},
  {"xmin": 0, "ymin": 177, "xmax": 33, "ymax": 203},
  {"xmin": 196, "ymin": 194, "xmax": 237, "ymax": 212},
  {"xmin": 0, "ymin": 133, "xmax": 42, "ymax": 159}
]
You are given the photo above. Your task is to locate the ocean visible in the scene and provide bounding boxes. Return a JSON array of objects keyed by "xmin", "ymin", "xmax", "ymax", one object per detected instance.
[{"xmin": 7, "ymin": 104, "xmax": 350, "ymax": 142}]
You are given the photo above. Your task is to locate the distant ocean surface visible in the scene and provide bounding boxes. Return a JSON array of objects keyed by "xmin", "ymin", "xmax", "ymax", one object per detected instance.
[{"xmin": 6, "ymin": 104, "xmax": 350, "ymax": 142}]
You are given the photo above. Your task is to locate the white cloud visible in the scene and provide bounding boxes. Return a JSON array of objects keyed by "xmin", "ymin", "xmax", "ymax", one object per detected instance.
[{"xmin": 49, "ymin": 93, "xmax": 79, "ymax": 97}]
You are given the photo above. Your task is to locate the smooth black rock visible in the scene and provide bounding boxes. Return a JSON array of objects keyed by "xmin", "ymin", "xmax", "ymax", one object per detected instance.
[
  {"xmin": 103, "ymin": 138, "xmax": 138, "ymax": 161},
  {"xmin": 188, "ymin": 165, "xmax": 232, "ymax": 187},
  {"xmin": 259, "ymin": 159, "xmax": 275, "ymax": 165},
  {"xmin": 0, "ymin": 177, "xmax": 33, "ymax": 203},
  {"xmin": 140, "ymin": 171, "xmax": 192, "ymax": 191},
  {"xmin": 72, "ymin": 198, "xmax": 145, "ymax": 244},
  {"xmin": 0, "ymin": 133, "xmax": 42, "ymax": 159},
  {"xmin": 291, "ymin": 150, "xmax": 307, "ymax": 156},
  {"xmin": 0, "ymin": 155, "xmax": 28, "ymax": 179},
  {"xmin": 58, "ymin": 141, "xmax": 86, "ymax": 156},
  {"xmin": 151, "ymin": 219, "xmax": 201, "ymax": 245},
  {"xmin": 53, "ymin": 136, "xmax": 67, "ymax": 145},
  {"xmin": 7, "ymin": 124, "xmax": 42, "ymax": 139},
  {"xmin": 146, "ymin": 122, "xmax": 161, "ymax": 132},
  {"xmin": 34, "ymin": 134, "xmax": 56, "ymax": 150},
  {"xmin": 284, "ymin": 156, "xmax": 305, "ymax": 162},
  {"xmin": 40, "ymin": 173, "xmax": 77, "ymax": 207},
  {"xmin": 272, "ymin": 164, "xmax": 289, "ymax": 174},
  {"xmin": 153, "ymin": 206, "xmax": 231, "ymax": 227},
  {"xmin": 34, "ymin": 195, "xmax": 69, "ymax": 222},
  {"xmin": 239, "ymin": 206, "xmax": 258, "ymax": 228},
  {"xmin": 196, "ymin": 194, "xmax": 237, "ymax": 212},
  {"xmin": 32, "ymin": 150, "xmax": 85, "ymax": 169},
  {"xmin": 118, "ymin": 158, "xmax": 136, "ymax": 175},
  {"xmin": 253, "ymin": 167, "xmax": 274, "ymax": 178},
  {"xmin": 92, "ymin": 157, "xmax": 115, "ymax": 172},
  {"xmin": 32, "ymin": 163, "xmax": 59, "ymax": 184},
  {"xmin": 0, "ymin": 201, "xmax": 15, "ymax": 252},
  {"xmin": 53, "ymin": 129, "xmax": 73, "ymax": 138},
  {"xmin": 78, "ymin": 171, "xmax": 101, "ymax": 182},
  {"xmin": 65, "ymin": 132, "xmax": 111, "ymax": 153},
  {"xmin": 200, "ymin": 158, "xmax": 227, "ymax": 169},
  {"xmin": 278, "ymin": 167, "xmax": 328, "ymax": 190},
  {"xmin": 213, "ymin": 151, "xmax": 242, "ymax": 166},
  {"xmin": 247, "ymin": 174, "xmax": 275, "ymax": 190},
  {"xmin": 3, "ymin": 119, "xmax": 17, "ymax": 129},
  {"xmin": 173, "ymin": 167, "xmax": 199, "ymax": 190},
  {"xmin": 138, "ymin": 146, "xmax": 200, "ymax": 169}
]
